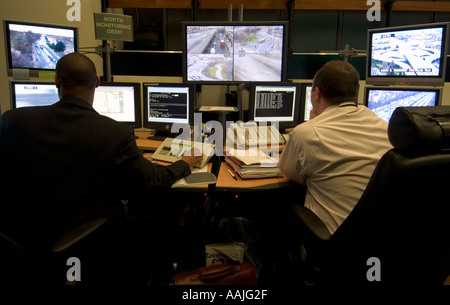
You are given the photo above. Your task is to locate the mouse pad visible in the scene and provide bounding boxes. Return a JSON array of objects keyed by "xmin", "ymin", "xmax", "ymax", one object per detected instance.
[{"xmin": 184, "ymin": 172, "xmax": 217, "ymax": 185}]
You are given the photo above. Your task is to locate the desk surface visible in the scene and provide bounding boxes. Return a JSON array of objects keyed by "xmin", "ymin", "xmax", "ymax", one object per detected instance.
[
  {"xmin": 135, "ymin": 130, "xmax": 285, "ymax": 152},
  {"xmin": 137, "ymin": 130, "xmax": 290, "ymax": 191},
  {"xmin": 135, "ymin": 130, "xmax": 162, "ymax": 151},
  {"xmin": 216, "ymin": 162, "xmax": 290, "ymax": 191},
  {"xmin": 144, "ymin": 153, "xmax": 289, "ymax": 191}
]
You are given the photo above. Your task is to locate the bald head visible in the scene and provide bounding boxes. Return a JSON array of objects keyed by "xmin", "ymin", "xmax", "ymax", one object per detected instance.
[{"xmin": 55, "ymin": 53, "xmax": 99, "ymax": 103}]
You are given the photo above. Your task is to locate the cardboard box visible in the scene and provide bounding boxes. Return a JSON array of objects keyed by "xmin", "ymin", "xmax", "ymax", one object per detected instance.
[{"xmin": 205, "ymin": 243, "xmax": 245, "ymax": 266}]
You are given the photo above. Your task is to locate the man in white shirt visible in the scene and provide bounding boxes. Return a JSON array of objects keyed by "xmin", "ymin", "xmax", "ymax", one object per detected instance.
[{"xmin": 279, "ymin": 60, "xmax": 392, "ymax": 234}]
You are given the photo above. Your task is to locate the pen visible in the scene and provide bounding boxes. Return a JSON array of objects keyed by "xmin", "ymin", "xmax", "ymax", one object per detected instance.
[{"xmin": 227, "ymin": 169, "xmax": 238, "ymax": 180}]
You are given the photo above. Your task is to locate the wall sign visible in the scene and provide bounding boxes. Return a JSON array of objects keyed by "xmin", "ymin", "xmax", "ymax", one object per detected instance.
[{"xmin": 94, "ymin": 12, "xmax": 134, "ymax": 41}]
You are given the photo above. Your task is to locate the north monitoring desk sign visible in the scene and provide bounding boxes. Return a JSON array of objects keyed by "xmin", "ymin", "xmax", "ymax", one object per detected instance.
[{"xmin": 94, "ymin": 13, "xmax": 134, "ymax": 42}]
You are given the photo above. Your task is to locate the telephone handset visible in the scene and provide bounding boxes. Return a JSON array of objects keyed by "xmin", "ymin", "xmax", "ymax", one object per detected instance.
[
  {"xmin": 152, "ymin": 138, "xmax": 214, "ymax": 168},
  {"xmin": 195, "ymin": 144, "xmax": 214, "ymax": 168},
  {"xmin": 226, "ymin": 121, "xmax": 286, "ymax": 148}
]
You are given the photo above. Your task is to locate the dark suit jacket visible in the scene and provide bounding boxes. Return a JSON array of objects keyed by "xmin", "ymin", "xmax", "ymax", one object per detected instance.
[{"xmin": 0, "ymin": 96, "xmax": 191, "ymax": 249}]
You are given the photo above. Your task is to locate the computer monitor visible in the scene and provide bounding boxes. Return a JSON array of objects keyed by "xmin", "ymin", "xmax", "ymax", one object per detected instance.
[
  {"xmin": 248, "ymin": 82, "xmax": 301, "ymax": 131},
  {"xmin": 364, "ymin": 86, "xmax": 442, "ymax": 122},
  {"xmin": 92, "ymin": 82, "xmax": 142, "ymax": 129},
  {"xmin": 182, "ymin": 21, "xmax": 289, "ymax": 84},
  {"xmin": 10, "ymin": 81, "xmax": 59, "ymax": 108},
  {"xmin": 298, "ymin": 83, "xmax": 313, "ymax": 123},
  {"xmin": 143, "ymin": 83, "xmax": 195, "ymax": 139},
  {"xmin": 366, "ymin": 22, "xmax": 449, "ymax": 86},
  {"xmin": 4, "ymin": 19, "xmax": 78, "ymax": 71}
]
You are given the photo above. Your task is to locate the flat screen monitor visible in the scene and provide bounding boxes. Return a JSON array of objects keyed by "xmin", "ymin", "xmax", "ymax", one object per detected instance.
[
  {"xmin": 298, "ymin": 83, "xmax": 313, "ymax": 123},
  {"xmin": 248, "ymin": 82, "xmax": 300, "ymax": 131},
  {"xmin": 10, "ymin": 81, "xmax": 59, "ymax": 108},
  {"xmin": 143, "ymin": 83, "xmax": 195, "ymax": 139},
  {"xmin": 182, "ymin": 21, "xmax": 289, "ymax": 84},
  {"xmin": 364, "ymin": 86, "xmax": 442, "ymax": 122},
  {"xmin": 366, "ymin": 22, "xmax": 449, "ymax": 86},
  {"xmin": 4, "ymin": 20, "xmax": 79, "ymax": 71},
  {"xmin": 92, "ymin": 82, "xmax": 142, "ymax": 128}
]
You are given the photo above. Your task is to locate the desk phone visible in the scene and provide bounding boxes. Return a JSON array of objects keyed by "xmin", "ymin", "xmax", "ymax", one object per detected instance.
[{"xmin": 152, "ymin": 138, "xmax": 214, "ymax": 168}]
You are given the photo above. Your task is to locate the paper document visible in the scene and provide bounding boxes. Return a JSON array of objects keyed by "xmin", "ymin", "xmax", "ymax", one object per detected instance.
[
  {"xmin": 227, "ymin": 149, "xmax": 279, "ymax": 167},
  {"xmin": 225, "ymin": 148, "xmax": 282, "ymax": 178}
]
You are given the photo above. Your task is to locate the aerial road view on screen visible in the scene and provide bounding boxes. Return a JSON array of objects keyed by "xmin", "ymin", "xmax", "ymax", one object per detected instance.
[
  {"xmin": 186, "ymin": 25, "xmax": 284, "ymax": 82},
  {"xmin": 7, "ymin": 23, "xmax": 75, "ymax": 70},
  {"xmin": 368, "ymin": 90, "xmax": 438, "ymax": 121},
  {"xmin": 370, "ymin": 27, "xmax": 444, "ymax": 77}
]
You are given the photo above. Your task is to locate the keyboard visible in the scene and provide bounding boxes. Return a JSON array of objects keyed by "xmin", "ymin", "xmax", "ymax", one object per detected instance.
[
  {"xmin": 199, "ymin": 106, "xmax": 238, "ymax": 112},
  {"xmin": 247, "ymin": 125, "xmax": 286, "ymax": 147}
]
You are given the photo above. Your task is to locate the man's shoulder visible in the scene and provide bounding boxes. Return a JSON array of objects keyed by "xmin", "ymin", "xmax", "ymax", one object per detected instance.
[
  {"xmin": 1, "ymin": 105, "xmax": 51, "ymax": 121},
  {"xmin": 291, "ymin": 120, "xmax": 315, "ymax": 135},
  {"xmin": 94, "ymin": 113, "xmax": 131, "ymax": 131}
]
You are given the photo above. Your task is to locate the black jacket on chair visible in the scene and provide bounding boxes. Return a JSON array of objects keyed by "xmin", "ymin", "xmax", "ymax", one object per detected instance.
[{"xmin": 0, "ymin": 96, "xmax": 191, "ymax": 251}]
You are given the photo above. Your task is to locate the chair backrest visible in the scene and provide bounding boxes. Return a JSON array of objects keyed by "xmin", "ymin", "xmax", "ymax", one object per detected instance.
[
  {"xmin": 0, "ymin": 231, "xmax": 28, "ymax": 283},
  {"xmin": 323, "ymin": 106, "xmax": 450, "ymax": 285}
]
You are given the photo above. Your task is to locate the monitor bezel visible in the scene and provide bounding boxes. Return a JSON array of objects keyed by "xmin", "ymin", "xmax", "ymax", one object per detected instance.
[
  {"xmin": 182, "ymin": 21, "xmax": 289, "ymax": 85},
  {"xmin": 4, "ymin": 19, "xmax": 79, "ymax": 72},
  {"xmin": 365, "ymin": 22, "xmax": 450, "ymax": 87},
  {"xmin": 298, "ymin": 82, "xmax": 313, "ymax": 124},
  {"xmin": 142, "ymin": 83, "xmax": 195, "ymax": 133},
  {"xmin": 248, "ymin": 81, "xmax": 301, "ymax": 131},
  {"xmin": 94, "ymin": 82, "xmax": 142, "ymax": 129},
  {"xmin": 363, "ymin": 85, "xmax": 442, "ymax": 121},
  {"xmin": 10, "ymin": 80, "xmax": 59, "ymax": 109}
]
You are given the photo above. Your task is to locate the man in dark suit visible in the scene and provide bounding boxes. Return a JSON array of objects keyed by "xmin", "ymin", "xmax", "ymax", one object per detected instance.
[{"xmin": 0, "ymin": 53, "xmax": 201, "ymax": 284}]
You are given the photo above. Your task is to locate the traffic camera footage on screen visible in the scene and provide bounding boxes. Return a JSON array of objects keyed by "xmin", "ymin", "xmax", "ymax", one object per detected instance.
[
  {"xmin": 186, "ymin": 25, "xmax": 285, "ymax": 82},
  {"xmin": 7, "ymin": 23, "xmax": 76, "ymax": 70},
  {"xmin": 369, "ymin": 27, "xmax": 444, "ymax": 77}
]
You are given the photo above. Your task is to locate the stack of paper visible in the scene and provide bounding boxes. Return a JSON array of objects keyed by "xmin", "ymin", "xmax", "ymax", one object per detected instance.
[{"xmin": 225, "ymin": 149, "xmax": 282, "ymax": 179}]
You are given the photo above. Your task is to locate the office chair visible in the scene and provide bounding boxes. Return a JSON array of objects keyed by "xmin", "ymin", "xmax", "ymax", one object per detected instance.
[
  {"xmin": 291, "ymin": 106, "xmax": 450, "ymax": 285},
  {"xmin": 0, "ymin": 231, "xmax": 29, "ymax": 284},
  {"xmin": 0, "ymin": 218, "xmax": 107, "ymax": 284}
]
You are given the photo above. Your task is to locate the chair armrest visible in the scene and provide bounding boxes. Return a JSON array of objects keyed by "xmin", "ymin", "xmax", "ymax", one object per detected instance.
[
  {"xmin": 293, "ymin": 205, "xmax": 331, "ymax": 241},
  {"xmin": 51, "ymin": 218, "xmax": 107, "ymax": 253}
]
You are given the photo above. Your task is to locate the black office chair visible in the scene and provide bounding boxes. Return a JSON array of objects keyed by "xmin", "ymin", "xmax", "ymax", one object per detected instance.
[
  {"xmin": 291, "ymin": 106, "xmax": 450, "ymax": 285},
  {"xmin": 0, "ymin": 218, "xmax": 107, "ymax": 285},
  {"xmin": 0, "ymin": 231, "xmax": 29, "ymax": 284}
]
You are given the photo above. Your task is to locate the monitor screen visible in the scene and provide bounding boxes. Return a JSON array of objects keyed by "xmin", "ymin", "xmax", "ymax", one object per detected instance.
[
  {"xmin": 10, "ymin": 81, "xmax": 59, "ymax": 108},
  {"xmin": 299, "ymin": 83, "xmax": 313, "ymax": 122},
  {"xmin": 182, "ymin": 21, "xmax": 289, "ymax": 84},
  {"xmin": 4, "ymin": 20, "xmax": 79, "ymax": 71},
  {"xmin": 143, "ymin": 83, "xmax": 195, "ymax": 137},
  {"xmin": 92, "ymin": 82, "xmax": 142, "ymax": 128},
  {"xmin": 248, "ymin": 82, "xmax": 300, "ymax": 131},
  {"xmin": 366, "ymin": 22, "xmax": 449, "ymax": 86},
  {"xmin": 364, "ymin": 86, "xmax": 441, "ymax": 122}
]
